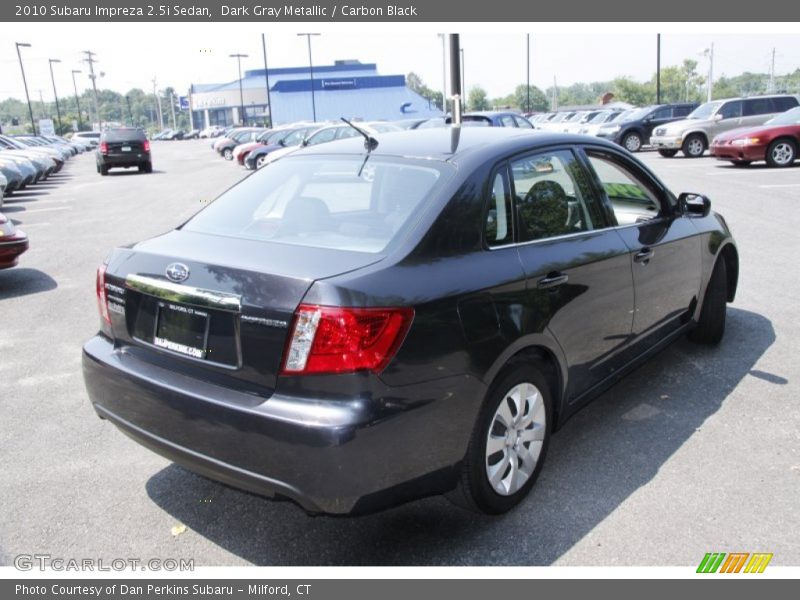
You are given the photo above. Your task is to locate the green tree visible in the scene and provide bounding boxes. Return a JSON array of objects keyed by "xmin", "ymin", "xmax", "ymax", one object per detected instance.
[
  {"xmin": 468, "ymin": 86, "xmax": 490, "ymax": 111},
  {"xmin": 612, "ymin": 77, "xmax": 654, "ymax": 106},
  {"xmin": 406, "ymin": 72, "xmax": 444, "ymax": 111},
  {"xmin": 513, "ymin": 84, "xmax": 549, "ymax": 112}
]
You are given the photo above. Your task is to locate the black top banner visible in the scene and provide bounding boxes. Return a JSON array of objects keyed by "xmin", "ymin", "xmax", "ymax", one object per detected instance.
[{"xmin": 2, "ymin": 0, "xmax": 799, "ymax": 21}]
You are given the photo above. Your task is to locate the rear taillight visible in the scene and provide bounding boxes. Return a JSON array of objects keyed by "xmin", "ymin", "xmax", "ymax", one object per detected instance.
[
  {"xmin": 281, "ymin": 304, "xmax": 414, "ymax": 375},
  {"xmin": 143, "ymin": 140, "xmax": 150, "ymax": 153},
  {"xmin": 96, "ymin": 264, "xmax": 111, "ymax": 325},
  {"xmin": 99, "ymin": 142, "xmax": 108, "ymax": 154}
]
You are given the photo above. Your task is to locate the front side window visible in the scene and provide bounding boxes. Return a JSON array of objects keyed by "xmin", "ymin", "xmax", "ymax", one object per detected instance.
[
  {"xmin": 651, "ymin": 107, "xmax": 672, "ymax": 119},
  {"xmin": 718, "ymin": 101, "xmax": 743, "ymax": 119},
  {"xmin": 183, "ymin": 156, "xmax": 451, "ymax": 254},
  {"xmin": 510, "ymin": 150, "xmax": 604, "ymax": 242},
  {"xmin": 585, "ymin": 152, "xmax": 663, "ymax": 226}
]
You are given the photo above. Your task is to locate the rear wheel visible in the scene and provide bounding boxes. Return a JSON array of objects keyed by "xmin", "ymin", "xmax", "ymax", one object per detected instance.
[
  {"xmin": 765, "ymin": 139, "xmax": 797, "ymax": 168},
  {"xmin": 689, "ymin": 258, "xmax": 728, "ymax": 345},
  {"xmin": 682, "ymin": 134, "xmax": 706, "ymax": 158},
  {"xmin": 100, "ymin": 165, "xmax": 109, "ymax": 176},
  {"xmin": 256, "ymin": 154, "xmax": 268, "ymax": 169},
  {"xmin": 622, "ymin": 131, "xmax": 643, "ymax": 153},
  {"xmin": 658, "ymin": 149, "xmax": 678, "ymax": 158},
  {"xmin": 452, "ymin": 363, "xmax": 552, "ymax": 514}
]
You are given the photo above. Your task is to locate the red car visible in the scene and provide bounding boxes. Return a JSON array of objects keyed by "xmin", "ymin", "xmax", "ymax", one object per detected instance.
[
  {"xmin": 0, "ymin": 212, "xmax": 28, "ymax": 269},
  {"xmin": 711, "ymin": 106, "xmax": 800, "ymax": 167}
]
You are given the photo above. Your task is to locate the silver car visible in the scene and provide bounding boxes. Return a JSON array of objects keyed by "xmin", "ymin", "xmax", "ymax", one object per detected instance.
[{"xmin": 650, "ymin": 94, "xmax": 800, "ymax": 158}]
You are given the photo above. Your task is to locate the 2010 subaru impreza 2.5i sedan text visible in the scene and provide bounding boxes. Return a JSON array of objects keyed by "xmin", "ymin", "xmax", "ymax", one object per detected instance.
[{"xmin": 82, "ymin": 127, "xmax": 739, "ymax": 515}]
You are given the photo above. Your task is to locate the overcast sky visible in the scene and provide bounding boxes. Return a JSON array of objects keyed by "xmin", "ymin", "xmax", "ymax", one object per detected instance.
[{"xmin": 1, "ymin": 23, "xmax": 798, "ymax": 103}]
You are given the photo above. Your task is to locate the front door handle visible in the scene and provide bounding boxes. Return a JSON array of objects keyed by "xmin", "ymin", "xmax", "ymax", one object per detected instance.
[
  {"xmin": 634, "ymin": 248, "xmax": 654, "ymax": 264},
  {"xmin": 537, "ymin": 272, "xmax": 569, "ymax": 289}
]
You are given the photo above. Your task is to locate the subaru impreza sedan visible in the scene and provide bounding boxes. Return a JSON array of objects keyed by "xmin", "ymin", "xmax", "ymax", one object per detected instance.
[{"xmin": 83, "ymin": 128, "xmax": 738, "ymax": 515}]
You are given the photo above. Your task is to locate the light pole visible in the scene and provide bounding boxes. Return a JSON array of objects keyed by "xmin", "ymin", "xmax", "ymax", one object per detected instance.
[
  {"xmin": 71, "ymin": 69, "xmax": 83, "ymax": 131},
  {"xmin": 656, "ymin": 34, "xmax": 662, "ymax": 104},
  {"xmin": 229, "ymin": 53, "xmax": 248, "ymax": 125},
  {"xmin": 460, "ymin": 48, "xmax": 465, "ymax": 110},
  {"xmin": 297, "ymin": 34, "xmax": 320, "ymax": 122},
  {"xmin": 48, "ymin": 58, "xmax": 63, "ymax": 134},
  {"xmin": 438, "ymin": 34, "xmax": 447, "ymax": 112},
  {"xmin": 526, "ymin": 34, "xmax": 531, "ymax": 113},
  {"xmin": 15, "ymin": 42, "xmax": 36, "ymax": 134},
  {"xmin": 703, "ymin": 43, "xmax": 714, "ymax": 102}
]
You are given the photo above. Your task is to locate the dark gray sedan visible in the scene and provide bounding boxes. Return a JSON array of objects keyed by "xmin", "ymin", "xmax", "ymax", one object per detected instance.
[{"xmin": 83, "ymin": 128, "xmax": 738, "ymax": 515}]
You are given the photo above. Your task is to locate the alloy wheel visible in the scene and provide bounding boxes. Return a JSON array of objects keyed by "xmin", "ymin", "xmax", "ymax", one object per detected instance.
[{"xmin": 771, "ymin": 142, "xmax": 795, "ymax": 166}]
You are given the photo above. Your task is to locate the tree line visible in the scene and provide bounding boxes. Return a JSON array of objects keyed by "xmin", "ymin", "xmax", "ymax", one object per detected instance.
[{"xmin": 407, "ymin": 61, "xmax": 800, "ymax": 112}]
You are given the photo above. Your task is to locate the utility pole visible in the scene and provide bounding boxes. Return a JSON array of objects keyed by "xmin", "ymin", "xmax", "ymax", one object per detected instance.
[
  {"xmin": 705, "ymin": 43, "xmax": 714, "ymax": 102},
  {"xmin": 296, "ymin": 34, "xmax": 320, "ymax": 122},
  {"xmin": 37, "ymin": 90, "xmax": 46, "ymax": 119},
  {"xmin": 71, "ymin": 70, "xmax": 83, "ymax": 131},
  {"xmin": 438, "ymin": 34, "xmax": 447, "ymax": 112},
  {"xmin": 82, "ymin": 50, "xmax": 102, "ymax": 130},
  {"xmin": 261, "ymin": 34, "xmax": 273, "ymax": 126},
  {"xmin": 769, "ymin": 48, "xmax": 776, "ymax": 93},
  {"xmin": 169, "ymin": 91, "xmax": 177, "ymax": 129},
  {"xmin": 229, "ymin": 53, "xmax": 249, "ymax": 125},
  {"xmin": 152, "ymin": 78, "xmax": 164, "ymax": 129},
  {"xmin": 15, "ymin": 42, "xmax": 36, "ymax": 134},
  {"xmin": 48, "ymin": 59, "xmax": 63, "ymax": 134},
  {"xmin": 526, "ymin": 34, "xmax": 531, "ymax": 113},
  {"xmin": 656, "ymin": 34, "xmax": 661, "ymax": 104}
]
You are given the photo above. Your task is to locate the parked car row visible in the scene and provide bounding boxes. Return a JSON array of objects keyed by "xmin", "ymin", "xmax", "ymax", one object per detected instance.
[
  {"xmin": 0, "ymin": 133, "xmax": 90, "ymax": 270},
  {"xmin": 532, "ymin": 93, "xmax": 800, "ymax": 167}
]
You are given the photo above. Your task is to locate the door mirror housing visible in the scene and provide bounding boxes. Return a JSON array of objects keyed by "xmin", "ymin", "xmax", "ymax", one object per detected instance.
[
  {"xmin": 679, "ymin": 192, "xmax": 711, "ymax": 217},
  {"xmin": 713, "ymin": 113, "xmax": 724, "ymax": 121}
]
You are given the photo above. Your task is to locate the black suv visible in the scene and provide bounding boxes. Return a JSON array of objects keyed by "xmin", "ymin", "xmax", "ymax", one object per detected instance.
[
  {"xmin": 96, "ymin": 128, "xmax": 151, "ymax": 175},
  {"xmin": 596, "ymin": 103, "xmax": 698, "ymax": 152}
]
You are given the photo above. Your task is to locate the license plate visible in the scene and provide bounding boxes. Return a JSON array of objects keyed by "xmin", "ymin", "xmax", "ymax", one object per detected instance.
[
  {"xmin": 121, "ymin": 146, "xmax": 132, "ymax": 152},
  {"xmin": 154, "ymin": 302, "xmax": 209, "ymax": 359}
]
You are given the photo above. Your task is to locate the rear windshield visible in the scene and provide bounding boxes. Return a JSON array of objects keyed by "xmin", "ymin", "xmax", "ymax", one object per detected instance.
[
  {"xmin": 183, "ymin": 155, "xmax": 453, "ymax": 253},
  {"xmin": 102, "ymin": 129, "xmax": 146, "ymax": 142}
]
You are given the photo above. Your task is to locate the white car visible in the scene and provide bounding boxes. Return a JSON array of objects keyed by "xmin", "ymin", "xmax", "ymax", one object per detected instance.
[
  {"xmin": 72, "ymin": 131, "xmax": 101, "ymax": 147},
  {"xmin": 577, "ymin": 110, "xmax": 627, "ymax": 136}
]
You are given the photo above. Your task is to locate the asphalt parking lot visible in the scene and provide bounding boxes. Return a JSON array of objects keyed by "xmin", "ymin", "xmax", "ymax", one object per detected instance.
[{"xmin": 1, "ymin": 140, "xmax": 798, "ymax": 567}]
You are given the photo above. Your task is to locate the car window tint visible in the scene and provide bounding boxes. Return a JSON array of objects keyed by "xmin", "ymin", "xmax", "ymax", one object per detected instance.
[
  {"xmin": 510, "ymin": 150, "xmax": 599, "ymax": 242},
  {"xmin": 771, "ymin": 97, "xmax": 798, "ymax": 112},
  {"xmin": 184, "ymin": 156, "xmax": 451, "ymax": 254},
  {"xmin": 585, "ymin": 153, "xmax": 662, "ymax": 226},
  {"xmin": 308, "ymin": 128, "xmax": 338, "ymax": 145},
  {"xmin": 500, "ymin": 115, "xmax": 516, "ymax": 127},
  {"xmin": 744, "ymin": 98, "xmax": 773, "ymax": 116},
  {"xmin": 718, "ymin": 101, "xmax": 743, "ymax": 119},
  {"xmin": 514, "ymin": 116, "xmax": 534, "ymax": 128},
  {"xmin": 485, "ymin": 170, "xmax": 513, "ymax": 247},
  {"xmin": 673, "ymin": 105, "xmax": 693, "ymax": 117},
  {"xmin": 652, "ymin": 107, "xmax": 672, "ymax": 119}
]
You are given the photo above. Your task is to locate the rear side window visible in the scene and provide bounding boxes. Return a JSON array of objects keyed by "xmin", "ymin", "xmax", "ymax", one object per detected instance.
[
  {"xmin": 510, "ymin": 150, "xmax": 604, "ymax": 242},
  {"xmin": 772, "ymin": 96, "xmax": 799, "ymax": 112},
  {"xmin": 183, "ymin": 156, "xmax": 452, "ymax": 254},
  {"xmin": 514, "ymin": 116, "xmax": 534, "ymax": 128},
  {"xmin": 500, "ymin": 115, "xmax": 516, "ymax": 127},
  {"xmin": 743, "ymin": 98, "xmax": 773, "ymax": 116},
  {"xmin": 673, "ymin": 105, "xmax": 693, "ymax": 117}
]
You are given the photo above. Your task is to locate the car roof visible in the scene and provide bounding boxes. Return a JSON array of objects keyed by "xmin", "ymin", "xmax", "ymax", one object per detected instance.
[{"xmin": 293, "ymin": 127, "xmax": 619, "ymax": 166}]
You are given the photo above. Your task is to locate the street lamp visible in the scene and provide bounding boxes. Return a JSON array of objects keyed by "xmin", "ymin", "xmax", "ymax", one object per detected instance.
[
  {"xmin": 297, "ymin": 33, "xmax": 320, "ymax": 122},
  {"xmin": 71, "ymin": 69, "xmax": 84, "ymax": 131},
  {"xmin": 229, "ymin": 53, "xmax": 248, "ymax": 125},
  {"xmin": 48, "ymin": 58, "xmax": 63, "ymax": 135},
  {"xmin": 15, "ymin": 42, "xmax": 36, "ymax": 134}
]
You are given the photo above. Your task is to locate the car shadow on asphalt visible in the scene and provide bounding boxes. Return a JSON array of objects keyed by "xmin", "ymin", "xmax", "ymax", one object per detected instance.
[
  {"xmin": 145, "ymin": 307, "xmax": 775, "ymax": 566},
  {"xmin": 0, "ymin": 268, "xmax": 57, "ymax": 300}
]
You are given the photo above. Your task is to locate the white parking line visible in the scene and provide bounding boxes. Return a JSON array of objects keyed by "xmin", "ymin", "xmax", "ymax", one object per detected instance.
[
  {"xmin": 16, "ymin": 206, "xmax": 72, "ymax": 214},
  {"xmin": 759, "ymin": 183, "xmax": 800, "ymax": 188}
]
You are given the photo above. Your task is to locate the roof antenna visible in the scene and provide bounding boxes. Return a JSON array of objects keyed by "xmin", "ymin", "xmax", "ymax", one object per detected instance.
[{"xmin": 340, "ymin": 117, "xmax": 378, "ymax": 152}]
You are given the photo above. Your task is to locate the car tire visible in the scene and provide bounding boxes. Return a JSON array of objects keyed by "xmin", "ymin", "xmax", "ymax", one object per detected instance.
[
  {"xmin": 682, "ymin": 134, "xmax": 706, "ymax": 158},
  {"xmin": 622, "ymin": 131, "xmax": 643, "ymax": 153},
  {"xmin": 658, "ymin": 149, "xmax": 678, "ymax": 158},
  {"xmin": 223, "ymin": 148, "xmax": 233, "ymax": 160},
  {"xmin": 765, "ymin": 138, "xmax": 797, "ymax": 168},
  {"xmin": 451, "ymin": 361, "xmax": 552, "ymax": 514},
  {"xmin": 256, "ymin": 154, "xmax": 268, "ymax": 169},
  {"xmin": 100, "ymin": 165, "xmax": 109, "ymax": 176},
  {"xmin": 730, "ymin": 160, "xmax": 752, "ymax": 167},
  {"xmin": 689, "ymin": 258, "xmax": 727, "ymax": 345},
  {"xmin": 145, "ymin": 162, "xmax": 153, "ymax": 173}
]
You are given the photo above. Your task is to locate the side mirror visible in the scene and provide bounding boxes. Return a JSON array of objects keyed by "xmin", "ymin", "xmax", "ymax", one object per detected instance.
[
  {"xmin": 713, "ymin": 113, "xmax": 724, "ymax": 121},
  {"xmin": 679, "ymin": 192, "xmax": 711, "ymax": 217}
]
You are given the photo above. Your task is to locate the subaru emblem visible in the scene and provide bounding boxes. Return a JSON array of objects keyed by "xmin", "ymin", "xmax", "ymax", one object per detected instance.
[{"xmin": 165, "ymin": 262, "xmax": 190, "ymax": 283}]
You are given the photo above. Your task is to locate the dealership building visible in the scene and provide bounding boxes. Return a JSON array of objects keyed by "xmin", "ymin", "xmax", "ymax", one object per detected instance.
[{"xmin": 190, "ymin": 60, "xmax": 442, "ymax": 128}]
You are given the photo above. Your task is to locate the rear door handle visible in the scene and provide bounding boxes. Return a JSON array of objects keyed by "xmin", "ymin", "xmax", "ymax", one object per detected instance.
[
  {"xmin": 537, "ymin": 272, "xmax": 569, "ymax": 289},
  {"xmin": 634, "ymin": 248, "xmax": 654, "ymax": 264}
]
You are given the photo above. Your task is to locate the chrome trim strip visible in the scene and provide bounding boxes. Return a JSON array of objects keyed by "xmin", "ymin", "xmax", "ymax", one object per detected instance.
[{"xmin": 125, "ymin": 274, "xmax": 242, "ymax": 313}]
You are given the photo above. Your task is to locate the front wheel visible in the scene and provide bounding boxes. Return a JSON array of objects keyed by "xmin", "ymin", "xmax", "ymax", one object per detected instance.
[
  {"xmin": 765, "ymin": 139, "xmax": 797, "ymax": 168},
  {"xmin": 689, "ymin": 258, "xmax": 728, "ymax": 345},
  {"xmin": 223, "ymin": 148, "xmax": 233, "ymax": 160},
  {"xmin": 256, "ymin": 154, "xmax": 268, "ymax": 169},
  {"xmin": 453, "ymin": 363, "xmax": 552, "ymax": 514},
  {"xmin": 658, "ymin": 149, "xmax": 678, "ymax": 158},
  {"xmin": 682, "ymin": 134, "xmax": 706, "ymax": 158},
  {"xmin": 622, "ymin": 131, "xmax": 643, "ymax": 153}
]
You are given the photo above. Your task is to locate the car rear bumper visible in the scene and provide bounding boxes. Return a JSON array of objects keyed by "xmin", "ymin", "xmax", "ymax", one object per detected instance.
[
  {"xmin": 98, "ymin": 152, "xmax": 150, "ymax": 167},
  {"xmin": 82, "ymin": 335, "xmax": 471, "ymax": 514},
  {"xmin": 710, "ymin": 143, "xmax": 766, "ymax": 162}
]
